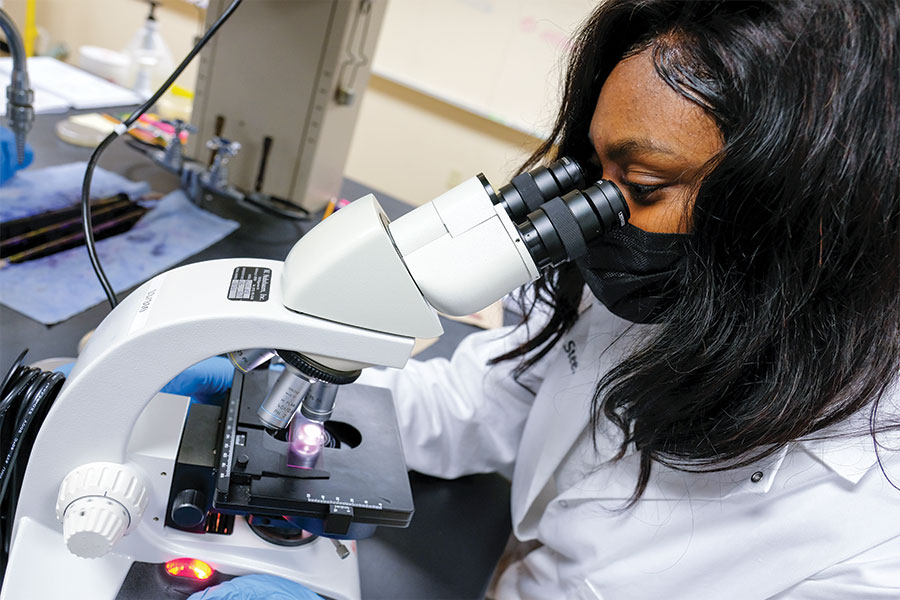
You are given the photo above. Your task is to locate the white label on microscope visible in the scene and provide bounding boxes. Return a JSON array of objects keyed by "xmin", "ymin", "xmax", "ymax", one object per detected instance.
[{"xmin": 129, "ymin": 272, "xmax": 167, "ymax": 334}]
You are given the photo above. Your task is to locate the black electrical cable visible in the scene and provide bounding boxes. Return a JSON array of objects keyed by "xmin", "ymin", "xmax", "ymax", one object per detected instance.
[
  {"xmin": 82, "ymin": 0, "xmax": 244, "ymax": 310},
  {"xmin": 0, "ymin": 349, "xmax": 26, "ymax": 417},
  {"xmin": 0, "ymin": 350, "xmax": 66, "ymax": 583},
  {"xmin": 240, "ymin": 194, "xmax": 311, "ymax": 222},
  {"xmin": 0, "ymin": 369, "xmax": 62, "ymax": 498}
]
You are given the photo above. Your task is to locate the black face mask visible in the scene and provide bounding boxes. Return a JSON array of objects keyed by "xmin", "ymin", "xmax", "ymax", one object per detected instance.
[{"xmin": 576, "ymin": 224, "xmax": 691, "ymax": 324}]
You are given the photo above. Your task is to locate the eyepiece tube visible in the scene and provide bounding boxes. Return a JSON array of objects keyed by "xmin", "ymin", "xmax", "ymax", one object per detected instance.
[
  {"xmin": 494, "ymin": 157, "xmax": 589, "ymax": 223},
  {"xmin": 517, "ymin": 179, "xmax": 629, "ymax": 270}
]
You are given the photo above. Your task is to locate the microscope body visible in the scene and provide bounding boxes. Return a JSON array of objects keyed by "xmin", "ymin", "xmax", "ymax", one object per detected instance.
[
  {"xmin": 2, "ymin": 186, "xmax": 533, "ymax": 600},
  {"xmin": 3, "ymin": 159, "xmax": 627, "ymax": 598}
]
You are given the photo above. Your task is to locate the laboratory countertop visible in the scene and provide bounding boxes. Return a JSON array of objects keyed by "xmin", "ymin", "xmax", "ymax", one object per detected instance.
[{"xmin": 0, "ymin": 110, "xmax": 511, "ymax": 599}]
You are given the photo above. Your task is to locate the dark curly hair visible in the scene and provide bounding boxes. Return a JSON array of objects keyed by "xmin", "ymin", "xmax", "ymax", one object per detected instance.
[{"xmin": 492, "ymin": 0, "xmax": 900, "ymax": 503}]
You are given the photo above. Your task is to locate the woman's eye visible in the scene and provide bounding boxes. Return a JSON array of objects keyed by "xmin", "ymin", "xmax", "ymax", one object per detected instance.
[{"xmin": 624, "ymin": 181, "xmax": 666, "ymax": 201}]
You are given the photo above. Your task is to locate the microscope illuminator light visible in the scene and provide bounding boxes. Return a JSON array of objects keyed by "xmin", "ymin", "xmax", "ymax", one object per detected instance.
[{"xmin": 164, "ymin": 558, "xmax": 215, "ymax": 580}]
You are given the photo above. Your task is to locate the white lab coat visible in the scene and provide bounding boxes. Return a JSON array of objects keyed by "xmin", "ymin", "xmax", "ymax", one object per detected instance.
[{"xmin": 359, "ymin": 298, "xmax": 900, "ymax": 599}]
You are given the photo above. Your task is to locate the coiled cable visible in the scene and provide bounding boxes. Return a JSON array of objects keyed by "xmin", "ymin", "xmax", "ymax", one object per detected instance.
[{"xmin": 0, "ymin": 349, "xmax": 65, "ymax": 584}]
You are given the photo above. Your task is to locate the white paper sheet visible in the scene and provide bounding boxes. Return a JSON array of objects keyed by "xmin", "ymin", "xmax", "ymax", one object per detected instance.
[{"xmin": 0, "ymin": 56, "xmax": 142, "ymax": 112}]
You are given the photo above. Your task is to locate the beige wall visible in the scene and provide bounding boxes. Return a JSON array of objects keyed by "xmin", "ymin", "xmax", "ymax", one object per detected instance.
[{"xmin": 345, "ymin": 75, "xmax": 543, "ymax": 206}]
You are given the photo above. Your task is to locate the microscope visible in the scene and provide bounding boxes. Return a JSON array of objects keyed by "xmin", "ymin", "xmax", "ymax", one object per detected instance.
[{"xmin": 1, "ymin": 158, "xmax": 628, "ymax": 599}]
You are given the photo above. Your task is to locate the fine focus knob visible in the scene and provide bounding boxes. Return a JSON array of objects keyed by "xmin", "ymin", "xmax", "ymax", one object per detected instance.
[
  {"xmin": 171, "ymin": 489, "xmax": 206, "ymax": 529},
  {"xmin": 62, "ymin": 496, "xmax": 129, "ymax": 558},
  {"xmin": 56, "ymin": 462, "xmax": 149, "ymax": 559}
]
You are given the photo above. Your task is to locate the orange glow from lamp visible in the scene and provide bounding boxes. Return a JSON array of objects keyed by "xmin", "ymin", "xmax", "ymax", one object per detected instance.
[{"xmin": 164, "ymin": 558, "xmax": 215, "ymax": 580}]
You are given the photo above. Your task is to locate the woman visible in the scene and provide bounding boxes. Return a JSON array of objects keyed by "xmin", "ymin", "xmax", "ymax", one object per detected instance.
[
  {"xmin": 195, "ymin": 0, "xmax": 899, "ymax": 598},
  {"xmin": 361, "ymin": 0, "xmax": 900, "ymax": 598}
]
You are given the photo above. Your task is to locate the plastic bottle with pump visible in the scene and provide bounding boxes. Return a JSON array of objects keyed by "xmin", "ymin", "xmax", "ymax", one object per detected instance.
[{"xmin": 123, "ymin": 0, "xmax": 175, "ymax": 99}]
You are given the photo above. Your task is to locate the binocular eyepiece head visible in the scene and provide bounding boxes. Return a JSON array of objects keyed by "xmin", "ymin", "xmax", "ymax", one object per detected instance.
[{"xmin": 490, "ymin": 158, "xmax": 629, "ymax": 270}]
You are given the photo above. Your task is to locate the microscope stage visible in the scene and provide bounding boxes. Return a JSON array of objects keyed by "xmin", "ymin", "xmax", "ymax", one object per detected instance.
[{"xmin": 212, "ymin": 369, "xmax": 414, "ymax": 535}]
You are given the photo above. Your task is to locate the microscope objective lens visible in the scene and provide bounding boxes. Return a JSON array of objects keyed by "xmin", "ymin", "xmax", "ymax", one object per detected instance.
[{"xmin": 257, "ymin": 365, "xmax": 312, "ymax": 430}]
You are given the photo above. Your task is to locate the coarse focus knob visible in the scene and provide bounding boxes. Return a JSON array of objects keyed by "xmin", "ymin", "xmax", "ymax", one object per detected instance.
[{"xmin": 56, "ymin": 462, "xmax": 149, "ymax": 558}]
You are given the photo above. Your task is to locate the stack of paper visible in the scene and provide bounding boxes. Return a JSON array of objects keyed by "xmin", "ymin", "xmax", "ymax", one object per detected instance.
[{"xmin": 0, "ymin": 56, "xmax": 143, "ymax": 114}]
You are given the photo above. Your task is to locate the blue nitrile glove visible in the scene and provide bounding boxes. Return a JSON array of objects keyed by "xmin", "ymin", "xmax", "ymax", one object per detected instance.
[
  {"xmin": 55, "ymin": 356, "xmax": 234, "ymax": 405},
  {"xmin": 161, "ymin": 356, "xmax": 235, "ymax": 404},
  {"xmin": 188, "ymin": 574, "xmax": 323, "ymax": 600},
  {"xmin": 54, "ymin": 362, "xmax": 75, "ymax": 377},
  {"xmin": 0, "ymin": 126, "xmax": 34, "ymax": 185}
]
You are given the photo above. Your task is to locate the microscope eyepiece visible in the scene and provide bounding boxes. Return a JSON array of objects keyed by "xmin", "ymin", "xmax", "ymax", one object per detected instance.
[
  {"xmin": 493, "ymin": 157, "xmax": 589, "ymax": 223},
  {"xmin": 517, "ymin": 179, "xmax": 629, "ymax": 270}
]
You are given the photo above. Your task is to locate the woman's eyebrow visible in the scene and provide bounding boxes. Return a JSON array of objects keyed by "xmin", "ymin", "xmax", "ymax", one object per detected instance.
[{"xmin": 604, "ymin": 138, "xmax": 682, "ymax": 160}]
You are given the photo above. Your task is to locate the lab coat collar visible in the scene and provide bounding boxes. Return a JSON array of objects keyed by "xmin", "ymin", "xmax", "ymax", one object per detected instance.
[
  {"xmin": 677, "ymin": 446, "xmax": 790, "ymax": 497},
  {"xmin": 534, "ymin": 440, "xmax": 791, "ymax": 508},
  {"xmin": 797, "ymin": 421, "xmax": 899, "ymax": 488},
  {"xmin": 650, "ymin": 426, "xmax": 890, "ymax": 499},
  {"xmin": 798, "ymin": 434, "xmax": 880, "ymax": 484},
  {"xmin": 565, "ymin": 417, "xmax": 895, "ymax": 503},
  {"xmin": 596, "ymin": 416, "xmax": 898, "ymax": 502},
  {"xmin": 796, "ymin": 379, "xmax": 900, "ymax": 484},
  {"xmin": 552, "ymin": 418, "xmax": 897, "ymax": 507}
]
